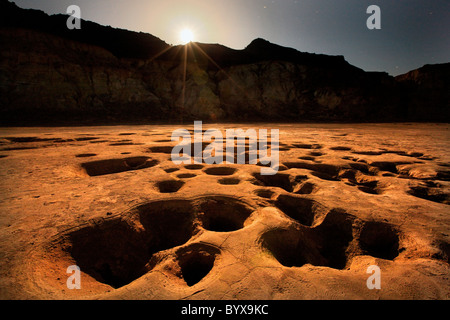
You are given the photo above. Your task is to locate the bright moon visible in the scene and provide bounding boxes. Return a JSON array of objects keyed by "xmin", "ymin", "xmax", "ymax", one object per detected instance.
[{"xmin": 180, "ymin": 28, "xmax": 194, "ymax": 44}]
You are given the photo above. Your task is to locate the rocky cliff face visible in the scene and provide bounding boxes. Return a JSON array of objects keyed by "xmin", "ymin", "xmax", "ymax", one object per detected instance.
[
  {"xmin": 0, "ymin": 0, "xmax": 448, "ymax": 125},
  {"xmin": 395, "ymin": 64, "xmax": 450, "ymax": 121}
]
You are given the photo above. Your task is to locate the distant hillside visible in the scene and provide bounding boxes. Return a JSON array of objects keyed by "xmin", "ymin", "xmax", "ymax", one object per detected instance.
[
  {"xmin": 0, "ymin": 0, "xmax": 448, "ymax": 125},
  {"xmin": 395, "ymin": 63, "xmax": 450, "ymax": 121}
]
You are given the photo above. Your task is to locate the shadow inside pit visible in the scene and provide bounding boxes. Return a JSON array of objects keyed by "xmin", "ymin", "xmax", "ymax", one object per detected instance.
[
  {"xmin": 261, "ymin": 210, "xmax": 401, "ymax": 270},
  {"xmin": 68, "ymin": 200, "xmax": 195, "ymax": 288},
  {"xmin": 81, "ymin": 156, "xmax": 158, "ymax": 176}
]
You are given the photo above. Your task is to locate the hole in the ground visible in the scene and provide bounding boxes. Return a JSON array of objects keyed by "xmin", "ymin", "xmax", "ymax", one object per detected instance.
[
  {"xmin": 154, "ymin": 139, "xmax": 172, "ymax": 143},
  {"xmin": 283, "ymin": 161, "xmax": 340, "ymax": 176},
  {"xmin": 330, "ymin": 146, "xmax": 352, "ymax": 151},
  {"xmin": 309, "ymin": 151, "xmax": 324, "ymax": 157},
  {"xmin": 252, "ymin": 172, "xmax": 294, "ymax": 192},
  {"xmin": 185, "ymin": 164, "xmax": 204, "ymax": 170},
  {"xmin": 292, "ymin": 143, "xmax": 313, "ymax": 149},
  {"xmin": 357, "ymin": 182, "xmax": 383, "ymax": 195},
  {"xmin": 68, "ymin": 219, "xmax": 149, "ymax": 289},
  {"xmin": 437, "ymin": 170, "xmax": 450, "ymax": 181},
  {"xmin": 68, "ymin": 199, "xmax": 195, "ymax": 288},
  {"xmin": 148, "ymin": 146, "xmax": 174, "ymax": 154},
  {"xmin": 177, "ymin": 244, "xmax": 220, "ymax": 286},
  {"xmin": 299, "ymin": 156, "xmax": 316, "ymax": 161},
  {"xmin": 4, "ymin": 136, "xmax": 49, "ymax": 143},
  {"xmin": 433, "ymin": 241, "xmax": 450, "ymax": 263},
  {"xmin": 313, "ymin": 208, "xmax": 355, "ymax": 269},
  {"xmin": 254, "ymin": 188, "xmax": 275, "ymax": 199},
  {"xmin": 350, "ymin": 176, "xmax": 385, "ymax": 194},
  {"xmin": 156, "ymin": 180, "xmax": 185, "ymax": 193},
  {"xmin": 204, "ymin": 166, "xmax": 237, "ymax": 176},
  {"xmin": 353, "ymin": 150, "xmax": 383, "ymax": 156},
  {"xmin": 81, "ymin": 157, "xmax": 158, "ymax": 176},
  {"xmin": 339, "ymin": 169, "xmax": 383, "ymax": 191},
  {"xmin": 369, "ymin": 161, "xmax": 403, "ymax": 174},
  {"xmin": 137, "ymin": 200, "xmax": 196, "ymax": 255},
  {"xmin": 261, "ymin": 208, "xmax": 355, "ymax": 270},
  {"xmin": 218, "ymin": 177, "xmax": 241, "ymax": 185},
  {"xmin": 274, "ymin": 194, "xmax": 327, "ymax": 227},
  {"xmin": 382, "ymin": 172, "xmax": 396, "ymax": 177},
  {"xmin": 274, "ymin": 146, "xmax": 291, "ymax": 151},
  {"xmin": 109, "ymin": 142, "xmax": 135, "ymax": 146},
  {"xmin": 75, "ymin": 153, "xmax": 97, "ymax": 158},
  {"xmin": 408, "ymin": 185, "xmax": 449, "ymax": 204},
  {"xmin": 292, "ymin": 143, "xmax": 322, "ymax": 149},
  {"xmin": 358, "ymin": 221, "xmax": 400, "ymax": 260},
  {"xmin": 1, "ymin": 146, "xmax": 38, "ymax": 151},
  {"xmin": 295, "ymin": 181, "xmax": 317, "ymax": 194},
  {"xmin": 261, "ymin": 228, "xmax": 312, "ymax": 268},
  {"xmin": 75, "ymin": 137, "xmax": 100, "ymax": 142},
  {"xmin": 256, "ymin": 161, "xmax": 288, "ymax": 172},
  {"xmin": 310, "ymin": 171, "xmax": 339, "ymax": 181},
  {"xmin": 406, "ymin": 151, "xmax": 424, "ymax": 158},
  {"xmin": 177, "ymin": 173, "xmax": 197, "ymax": 179},
  {"xmin": 89, "ymin": 140, "xmax": 109, "ymax": 144},
  {"xmin": 125, "ymin": 157, "xmax": 151, "ymax": 169},
  {"xmin": 197, "ymin": 196, "xmax": 254, "ymax": 232},
  {"xmin": 347, "ymin": 162, "xmax": 370, "ymax": 174}
]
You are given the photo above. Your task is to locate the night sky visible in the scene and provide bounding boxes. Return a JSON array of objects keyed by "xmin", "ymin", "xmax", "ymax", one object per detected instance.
[{"xmin": 12, "ymin": 0, "xmax": 450, "ymax": 76}]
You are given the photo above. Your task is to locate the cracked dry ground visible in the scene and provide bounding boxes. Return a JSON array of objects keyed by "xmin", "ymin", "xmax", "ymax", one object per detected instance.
[{"xmin": 0, "ymin": 123, "xmax": 449, "ymax": 300}]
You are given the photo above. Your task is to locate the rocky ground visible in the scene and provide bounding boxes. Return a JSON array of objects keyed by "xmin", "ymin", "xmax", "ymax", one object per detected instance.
[{"xmin": 0, "ymin": 123, "xmax": 448, "ymax": 300}]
